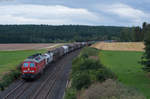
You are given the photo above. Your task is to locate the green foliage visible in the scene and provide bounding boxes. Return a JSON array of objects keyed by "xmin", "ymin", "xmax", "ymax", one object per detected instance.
[
  {"xmin": 0, "ymin": 25, "xmax": 125, "ymax": 43},
  {"xmin": 64, "ymin": 88, "xmax": 77, "ymax": 99},
  {"xmin": 141, "ymin": 23, "xmax": 150, "ymax": 71},
  {"xmin": 119, "ymin": 22, "xmax": 147, "ymax": 42},
  {"xmin": 119, "ymin": 27, "xmax": 135, "ymax": 42},
  {"xmin": 95, "ymin": 68, "xmax": 115, "ymax": 82},
  {"xmin": 0, "ymin": 70, "xmax": 21, "ymax": 90},
  {"xmin": 1, "ymin": 24, "xmax": 148, "ymax": 43},
  {"xmin": 72, "ymin": 72, "xmax": 91, "ymax": 90},
  {"xmin": 71, "ymin": 47, "xmax": 115, "ymax": 90},
  {"xmin": 134, "ymin": 26, "xmax": 143, "ymax": 41},
  {"xmin": 72, "ymin": 57, "xmax": 101, "ymax": 74},
  {"xmin": 100, "ymin": 50, "xmax": 150, "ymax": 98},
  {"xmin": 65, "ymin": 47, "xmax": 115, "ymax": 99},
  {"xmin": 80, "ymin": 47, "xmax": 99, "ymax": 57}
]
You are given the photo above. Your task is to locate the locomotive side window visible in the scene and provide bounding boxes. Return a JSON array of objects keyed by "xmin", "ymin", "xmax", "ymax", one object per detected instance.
[
  {"xmin": 30, "ymin": 63, "xmax": 35, "ymax": 67},
  {"xmin": 24, "ymin": 63, "xmax": 28, "ymax": 67}
]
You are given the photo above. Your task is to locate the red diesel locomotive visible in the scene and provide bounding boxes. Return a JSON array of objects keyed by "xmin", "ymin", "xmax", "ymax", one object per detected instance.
[{"xmin": 21, "ymin": 53, "xmax": 46, "ymax": 79}]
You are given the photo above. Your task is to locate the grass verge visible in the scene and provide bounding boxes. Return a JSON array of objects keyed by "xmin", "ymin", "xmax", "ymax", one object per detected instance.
[{"xmin": 100, "ymin": 50, "xmax": 150, "ymax": 98}]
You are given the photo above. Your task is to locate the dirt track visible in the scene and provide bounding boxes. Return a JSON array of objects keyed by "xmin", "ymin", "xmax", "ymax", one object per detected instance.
[
  {"xmin": 0, "ymin": 49, "xmax": 81, "ymax": 99},
  {"xmin": 0, "ymin": 43, "xmax": 63, "ymax": 51},
  {"xmin": 92, "ymin": 42, "xmax": 145, "ymax": 52}
]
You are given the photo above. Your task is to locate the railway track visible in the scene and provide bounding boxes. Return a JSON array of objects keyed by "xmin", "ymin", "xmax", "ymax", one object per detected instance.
[
  {"xmin": 0, "ymin": 50, "xmax": 80, "ymax": 99},
  {"xmin": 45, "ymin": 63, "xmax": 65, "ymax": 99},
  {"xmin": 31, "ymin": 63, "xmax": 64, "ymax": 99},
  {"xmin": 3, "ymin": 80, "xmax": 25, "ymax": 99},
  {"xmin": 14, "ymin": 82, "xmax": 34, "ymax": 99}
]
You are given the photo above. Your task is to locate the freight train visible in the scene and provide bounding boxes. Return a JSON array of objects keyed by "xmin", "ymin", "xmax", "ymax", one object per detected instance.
[{"xmin": 21, "ymin": 42, "xmax": 93, "ymax": 79}]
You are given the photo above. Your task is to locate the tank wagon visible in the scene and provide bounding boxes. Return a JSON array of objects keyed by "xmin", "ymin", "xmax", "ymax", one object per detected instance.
[{"xmin": 21, "ymin": 42, "xmax": 94, "ymax": 80}]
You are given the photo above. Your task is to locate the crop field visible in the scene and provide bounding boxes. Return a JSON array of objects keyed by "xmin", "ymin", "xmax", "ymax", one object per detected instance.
[
  {"xmin": 92, "ymin": 42, "xmax": 145, "ymax": 52},
  {"xmin": 0, "ymin": 43, "xmax": 63, "ymax": 51},
  {"xmin": 100, "ymin": 50, "xmax": 150, "ymax": 98}
]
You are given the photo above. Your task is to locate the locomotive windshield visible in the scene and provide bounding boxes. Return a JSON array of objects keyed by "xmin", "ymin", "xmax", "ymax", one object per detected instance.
[
  {"xmin": 24, "ymin": 63, "xmax": 28, "ymax": 67},
  {"xmin": 30, "ymin": 63, "xmax": 35, "ymax": 67}
]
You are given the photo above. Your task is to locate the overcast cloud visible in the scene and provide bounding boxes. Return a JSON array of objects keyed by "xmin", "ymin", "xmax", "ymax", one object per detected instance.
[{"xmin": 0, "ymin": 0, "xmax": 150, "ymax": 26}]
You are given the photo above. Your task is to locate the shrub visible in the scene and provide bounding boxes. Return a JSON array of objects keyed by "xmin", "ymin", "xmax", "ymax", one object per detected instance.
[
  {"xmin": 68, "ymin": 47, "xmax": 117, "ymax": 98},
  {"xmin": 71, "ymin": 47, "xmax": 115, "ymax": 90},
  {"xmin": 72, "ymin": 58, "xmax": 102, "ymax": 74},
  {"xmin": 96, "ymin": 68, "xmax": 116, "ymax": 82},
  {"xmin": 0, "ymin": 70, "xmax": 21, "ymax": 90},
  {"xmin": 80, "ymin": 47, "xmax": 99, "ymax": 57},
  {"xmin": 72, "ymin": 72, "xmax": 91, "ymax": 90},
  {"xmin": 65, "ymin": 88, "xmax": 77, "ymax": 99}
]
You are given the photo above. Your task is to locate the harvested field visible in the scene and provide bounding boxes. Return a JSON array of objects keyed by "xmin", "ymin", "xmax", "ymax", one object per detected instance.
[
  {"xmin": 92, "ymin": 42, "xmax": 145, "ymax": 52},
  {"xmin": 0, "ymin": 43, "xmax": 63, "ymax": 51}
]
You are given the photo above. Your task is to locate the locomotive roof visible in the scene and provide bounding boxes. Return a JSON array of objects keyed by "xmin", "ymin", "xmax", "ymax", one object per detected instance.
[{"xmin": 24, "ymin": 54, "xmax": 45, "ymax": 63}]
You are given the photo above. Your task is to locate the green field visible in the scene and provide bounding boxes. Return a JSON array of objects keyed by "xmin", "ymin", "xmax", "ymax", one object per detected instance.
[
  {"xmin": 100, "ymin": 50, "xmax": 150, "ymax": 98},
  {"xmin": 0, "ymin": 50, "xmax": 46, "ymax": 79}
]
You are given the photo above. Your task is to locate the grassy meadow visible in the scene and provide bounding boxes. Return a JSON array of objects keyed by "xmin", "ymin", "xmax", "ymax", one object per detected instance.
[
  {"xmin": 100, "ymin": 50, "xmax": 150, "ymax": 98},
  {"xmin": 0, "ymin": 50, "xmax": 46, "ymax": 79}
]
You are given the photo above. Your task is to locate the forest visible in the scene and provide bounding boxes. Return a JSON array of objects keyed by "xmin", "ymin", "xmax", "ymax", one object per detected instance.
[
  {"xmin": 0, "ymin": 23, "xmax": 149, "ymax": 43},
  {"xmin": 0, "ymin": 25, "xmax": 126, "ymax": 43}
]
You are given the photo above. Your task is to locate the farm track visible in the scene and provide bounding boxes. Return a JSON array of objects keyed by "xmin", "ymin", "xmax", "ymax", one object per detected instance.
[{"xmin": 0, "ymin": 49, "xmax": 81, "ymax": 99}]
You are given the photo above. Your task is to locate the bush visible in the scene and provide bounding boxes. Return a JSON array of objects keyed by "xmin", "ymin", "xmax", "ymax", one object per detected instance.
[
  {"xmin": 0, "ymin": 70, "xmax": 21, "ymax": 90},
  {"xmin": 65, "ymin": 88, "xmax": 77, "ymax": 99},
  {"xmin": 80, "ymin": 47, "xmax": 99, "ymax": 57},
  {"xmin": 72, "ymin": 72, "xmax": 91, "ymax": 90},
  {"xmin": 96, "ymin": 68, "xmax": 116, "ymax": 82},
  {"xmin": 71, "ymin": 47, "xmax": 115, "ymax": 90},
  {"xmin": 72, "ymin": 57, "xmax": 102, "ymax": 74},
  {"xmin": 66, "ymin": 47, "xmax": 117, "ymax": 98}
]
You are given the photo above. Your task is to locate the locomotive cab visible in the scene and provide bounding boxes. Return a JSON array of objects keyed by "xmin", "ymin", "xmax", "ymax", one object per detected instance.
[{"xmin": 21, "ymin": 62, "xmax": 37, "ymax": 79}]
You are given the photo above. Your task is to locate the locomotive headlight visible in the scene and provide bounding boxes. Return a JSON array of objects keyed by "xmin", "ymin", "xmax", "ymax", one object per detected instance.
[
  {"xmin": 23, "ymin": 70, "xmax": 28, "ymax": 72},
  {"xmin": 30, "ymin": 70, "xmax": 34, "ymax": 72}
]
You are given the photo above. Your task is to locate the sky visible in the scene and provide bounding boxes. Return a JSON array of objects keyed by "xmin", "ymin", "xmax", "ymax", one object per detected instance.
[{"xmin": 0, "ymin": 0, "xmax": 150, "ymax": 26}]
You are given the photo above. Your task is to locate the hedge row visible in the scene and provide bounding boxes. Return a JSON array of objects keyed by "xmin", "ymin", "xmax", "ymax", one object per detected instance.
[
  {"xmin": 65, "ymin": 47, "xmax": 115, "ymax": 99},
  {"xmin": 0, "ymin": 66, "xmax": 21, "ymax": 91}
]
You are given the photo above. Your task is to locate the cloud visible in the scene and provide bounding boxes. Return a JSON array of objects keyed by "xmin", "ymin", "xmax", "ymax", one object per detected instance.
[
  {"xmin": 96, "ymin": 3, "xmax": 150, "ymax": 26},
  {"xmin": 107, "ymin": 4, "xmax": 148, "ymax": 21},
  {"xmin": 0, "ymin": 2, "xmax": 150, "ymax": 26},
  {"xmin": 0, "ymin": 4, "xmax": 100, "ymax": 25}
]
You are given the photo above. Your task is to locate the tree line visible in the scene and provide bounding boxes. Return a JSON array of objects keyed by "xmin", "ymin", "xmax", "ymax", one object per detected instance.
[
  {"xmin": 140, "ymin": 22, "xmax": 150, "ymax": 71},
  {"xmin": 119, "ymin": 22, "xmax": 146, "ymax": 42},
  {"xmin": 0, "ymin": 25, "xmax": 125, "ymax": 43},
  {"xmin": 1, "ymin": 24, "xmax": 147, "ymax": 43}
]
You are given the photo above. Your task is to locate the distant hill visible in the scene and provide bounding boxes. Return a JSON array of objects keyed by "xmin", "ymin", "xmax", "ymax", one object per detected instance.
[{"xmin": 0, "ymin": 25, "xmax": 127, "ymax": 43}]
